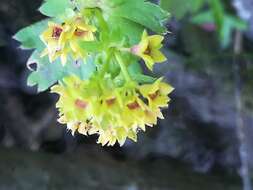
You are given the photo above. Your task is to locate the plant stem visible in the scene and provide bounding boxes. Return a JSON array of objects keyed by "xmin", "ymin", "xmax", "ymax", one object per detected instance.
[
  {"xmin": 114, "ymin": 52, "xmax": 131, "ymax": 82},
  {"xmin": 233, "ymin": 30, "xmax": 252, "ymax": 190},
  {"xmin": 119, "ymin": 47, "xmax": 131, "ymax": 52},
  {"xmin": 94, "ymin": 8, "xmax": 109, "ymax": 32},
  {"xmin": 99, "ymin": 51, "xmax": 112, "ymax": 77}
]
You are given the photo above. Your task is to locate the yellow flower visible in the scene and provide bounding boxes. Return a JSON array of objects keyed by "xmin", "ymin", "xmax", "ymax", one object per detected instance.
[
  {"xmin": 63, "ymin": 16, "xmax": 96, "ymax": 61},
  {"xmin": 121, "ymin": 94, "xmax": 149, "ymax": 131},
  {"xmin": 40, "ymin": 15, "xmax": 96, "ymax": 65},
  {"xmin": 139, "ymin": 78, "xmax": 174, "ymax": 109},
  {"xmin": 51, "ymin": 75, "xmax": 173, "ymax": 146},
  {"xmin": 40, "ymin": 22, "xmax": 67, "ymax": 63},
  {"xmin": 131, "ymin": 30, "xmax": 167, "ymax": 70}
]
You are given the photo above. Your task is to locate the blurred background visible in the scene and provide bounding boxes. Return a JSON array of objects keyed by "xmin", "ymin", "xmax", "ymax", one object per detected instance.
[{"xmin": 0, "ymin": 0, "xmax": 253, "ymax": 189}]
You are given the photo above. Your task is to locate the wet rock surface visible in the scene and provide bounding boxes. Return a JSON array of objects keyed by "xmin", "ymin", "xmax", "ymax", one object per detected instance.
[{"xmin": 0, "ymin": 147, "xmax": 241, "ymax": 190}]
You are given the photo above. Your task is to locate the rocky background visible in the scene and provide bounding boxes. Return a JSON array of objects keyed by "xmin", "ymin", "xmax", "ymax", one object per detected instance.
[{"xmin": 0, "ymin": 0, "xmax": 253, "ymax": 189}]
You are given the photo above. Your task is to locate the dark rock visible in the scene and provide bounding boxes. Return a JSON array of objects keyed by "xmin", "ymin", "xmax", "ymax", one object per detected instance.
[{"xmin": 0, "ymin": 147, "xmax": 242, "ymax": 190}]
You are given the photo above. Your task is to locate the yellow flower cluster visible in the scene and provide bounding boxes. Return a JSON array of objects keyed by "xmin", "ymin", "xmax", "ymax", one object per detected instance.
[
  {"xmin": 51, "ymin": 75, "xmax": 173, "ymax": 146},
  {"xmin": 40, "ymin": 15, "xmax": 96, "ymax": 65}
]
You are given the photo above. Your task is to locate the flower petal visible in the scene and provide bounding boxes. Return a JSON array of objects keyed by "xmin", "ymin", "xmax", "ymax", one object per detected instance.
[
  {"xmin": 151, "ymin": 50, "xmax": 167, "ymax": 63},
  {"xmin": 148, "ymin": 35, "xmax": 164, "ymax": 48}
]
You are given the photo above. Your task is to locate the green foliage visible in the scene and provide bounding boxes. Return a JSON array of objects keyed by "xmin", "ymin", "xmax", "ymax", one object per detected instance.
[
  {"xmin": 110, "ymin": 0, "xmax": 169, "ymax": 34},
  {"xmin": 160, "ymin": 0, "xmax": 248, "ymax": 48},
  {"xmin": 160, "ymin": 0, "xmax": 203, "ymax": 19},
  {"xmin": 192, "ymin": 11, "xmax": 247, "ymax": 47},
  {"xmin": 128, "ymin": 62, "xmax": 156, "ymax": 84},
  {"xmin": 107, "ymin": 17, "xmax": 144, "ymax": 44},
  {"xmin": 13, "ymin": 20, "xmax": 48, "ymax": 50},
  {"xmin": 76, "ymin": 0, "xmax": 169, "ymax": 33},
  {"xmin": 27, "ymin": 51, "xmax": 96, "ymax": 92},
  {"xmin": 39, "ymin": 0, "xmax": 74, "ymax": 17}
]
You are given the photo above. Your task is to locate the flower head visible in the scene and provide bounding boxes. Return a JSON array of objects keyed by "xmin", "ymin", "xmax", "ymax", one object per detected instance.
[
  {"xmin": 15, "ymin": 0, "xmax": 172, "ymax": 148},
  {"xmin": 40, "ymin": 15, "xmax": 96, "ymax": 65},
  {"xmin": 51, "ymin": 75, "xmax": 173, "ymax": 146},
  {"xmin": 131, "ymin": 30, "xmax": 167, "ymax": 70}
]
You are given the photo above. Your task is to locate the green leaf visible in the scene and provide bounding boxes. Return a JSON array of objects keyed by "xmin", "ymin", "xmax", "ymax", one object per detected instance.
[
  {"xmin": 108, "ymin": 17, "xmax": 144, "ymax": 45},
  {"xmin": 192, "ymin": 10, "xmax": 247, "ymax": 47},
  {"xmin": 130, "ymin": 73, "xmax": 157, "ymax": 84},
  {"xmin": 209, "ymin": 0, "xmax": 225, "ymax": 32},
  {"xmin": 128, "ymin": 62, "xmax": 142, "ymax": 75},
  {"xmin": 27, "ymin": 51, "xmax": 96, "ymax": 92},
  {"xmin": 191, "ymin": 11, "xmax": 214, "ymax": 24},
  {"xmin": 160, "ymin": 0, "xmax": 204, "ymax": 19},
  {"xmin": 112, "ymin": 0, "xmax": 169, "ymax": 34},
  {"xmin": 27, "ymin": 51, "xmax": 65, "ymax": 91},
  {"xmin": 220, "ymin": 15, "xmax": 247, "ymax": 47},
  {"xmin": 77, "ymin": 0, "xmax": 169, "ymax": 34},
  {"xmin": 128, "ymin": 62, "xmax": 156, "ymax": 84},
  {"xmin": 39, "ymin": 0, "xmax": 73, "ymax": 17},
  {"xmin": 226, "ymin": 15, "xmax": 247, "ymax": 31},
  {"xmin": 14, "ymin": 20, "xmax": 48, "ymax": 50}
]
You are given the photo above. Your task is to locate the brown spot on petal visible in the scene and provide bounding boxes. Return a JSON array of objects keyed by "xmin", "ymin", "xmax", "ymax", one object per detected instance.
[
  {"xmin": 144, "ymin": 110, "xmax": 149, "ymax": 115},
  {"xmin": 148, "ymin": 90, "xmax": 159, "ymax": 100},
  {"xmin": 127, "ymin": 101, "xmax": 140, "ymax": 110},
  {"xmin": 144, "ymin": 46, "xmax": 151, "ymax": 55},
  {"xmin": 74, "ymin": 28, "xmax": 88, "ymax": 37},
  {"xmin": 106, "ymin": 98, "xmax": 116, "ymax": 106},
  {"xmin": 75, "ymin": 99, "xmax": 88, "ymax": 109},
  {"xmin": 52, "ymin": 27, "xmax": 63, "ymax": 39},
  {"xmin": 75, "ymin": 17, "xmax": 82, "ymax": 22}
]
